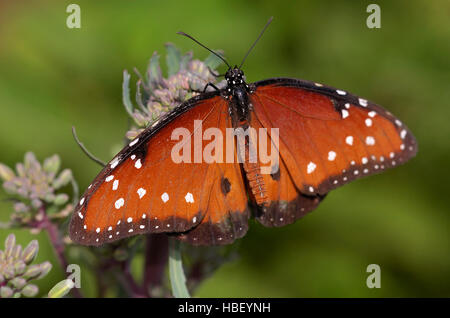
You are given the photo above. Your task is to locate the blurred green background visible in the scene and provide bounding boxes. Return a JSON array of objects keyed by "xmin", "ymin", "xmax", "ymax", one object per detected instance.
[{"xmin": 0, "ymin": 0, "xmax": 449, "ymax": 297}]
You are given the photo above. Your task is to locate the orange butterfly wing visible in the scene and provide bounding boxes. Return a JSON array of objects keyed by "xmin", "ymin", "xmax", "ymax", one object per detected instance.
[
  {"xmin": 70, "ymin": 94, "xmax": 249, "ymax": 246},
  {"xmin": 246, "ymin": 78, "xmax": 417, "ymax": 224},
  {"xmin": 70, "ymin": 76, "xmax": 418, "ymax": 245}
]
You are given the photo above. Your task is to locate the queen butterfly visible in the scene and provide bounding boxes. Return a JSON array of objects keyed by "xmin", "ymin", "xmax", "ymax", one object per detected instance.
[{"xmin": 69, "ymin": 18, "xmax": 417, "ymax": 246}]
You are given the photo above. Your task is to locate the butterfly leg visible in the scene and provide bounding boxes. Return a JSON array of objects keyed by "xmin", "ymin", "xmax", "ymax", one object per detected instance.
[
  {"xmin": 207, "ymin": 66, "xmax": 221, "ymax": 77},
  {"xmin": 202, "ymin": 82, "xmax": 220, "ymax": 93}
]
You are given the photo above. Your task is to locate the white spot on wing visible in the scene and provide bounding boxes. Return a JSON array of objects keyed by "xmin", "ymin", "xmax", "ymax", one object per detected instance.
[
  {"xmin": 400, "ymin": 130, "xmax": 407, "ymax": 139},
  {"xmin": 105, "ymin": 175, "xmax": 114, "ymax": 182},
  {"xmin": 112, "ymin": 180, "xmax": 119, "ymax": 191},
  {"xmin": 129, "ymin": 138, "xmax": 139, "ymax": 147},
  {"xmin": 135, "ymin": 159, "xmax": 142, "ymax": 169},
  {"xmin": 185, "ymin": 192, "xmax": 194, "ymax": 203},
  {"xmin": 346, "ymin": 136, "xmax": 354, "ymax": 145},
  {"xmin": 336, "ymin": 90, "xmax": 346, "ymax": 95},
  {"xmin": 137, "ymin": 188, "xmax": 146, "ymax": 199},
  {"xmin": 307, "ymin": 162, "xmax": 316, "ymax": 174},
  {"xmin": 359, "ymin": 98, "xmax": 368, "ymax": 107},
  {"xmin": 342, "ymin": 109, "xmax": 349, "ymax": 119},
  {"xmin": 365, "ymin": 136, "xmax": 375, "ymax": 146},
  {"xmin": 365, "ymin": 118, "xmax": 372, "ymax": 127},
  {"xmin": 328, "ymin": 151, "xmax": 337, "ymax": 161},
  {"xmin": 110, "ymin": 158, "xmax": 119, "ymax": 169},
  {"xmin": 115, "ymin": 198, "xmax": 124, "ymax": 209},
  {"xmin": 161, "ymin": 192, "xmax": 169, "ymax": 203}
]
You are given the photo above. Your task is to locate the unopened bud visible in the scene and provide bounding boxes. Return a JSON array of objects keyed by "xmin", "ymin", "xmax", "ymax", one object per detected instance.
[
  {"xmin": 0, "ymin": 163, "xmax": 15, "ymax": 181},
  {"xmin": 21, "ymin": 240, "xmax": 39, "ymax": 265},
  {"xmin": 48, "ymin": 279, "xmax": 75, "ymax": 298},
  {"xmin": 37, "ymin": 261, "xmax": 52, "ymax": 279},
  {"xmin": 52, "ymin": 169, "xmax": 72, "ymax": 189},
  {"xmin": 21, "ymin": 284, "xmax": 39, "ymax": 297},
  {"xmin": 54, "ymin": 193, "xmax": 69, "ymax": 206},
  {"xmin": 0, "ymin": 286, "xmax": 13, "ymax": 298},
  {"xmin": 43, "ymin": 154, "xmax": 61, "ymax": 174}
]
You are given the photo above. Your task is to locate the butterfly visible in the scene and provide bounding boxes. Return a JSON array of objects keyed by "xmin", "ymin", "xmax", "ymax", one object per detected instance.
[{"xmin": 69, "ymin": 18, "xmax": 417, "ymax": 246}]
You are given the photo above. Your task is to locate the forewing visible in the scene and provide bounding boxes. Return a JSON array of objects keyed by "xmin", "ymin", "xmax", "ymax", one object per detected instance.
[
  {"xmin": 250, "ymin": 78, "xmax": 417, "ymax": 196},
  {"xmin": 70, "ymin": 94, "xmax": 248, "ymax": 246}
]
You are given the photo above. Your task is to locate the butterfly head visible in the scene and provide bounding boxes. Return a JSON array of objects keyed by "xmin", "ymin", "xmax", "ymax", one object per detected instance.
[{"xmin": 225, "ymin": 67, "xmax": 246, "ymax": 87}]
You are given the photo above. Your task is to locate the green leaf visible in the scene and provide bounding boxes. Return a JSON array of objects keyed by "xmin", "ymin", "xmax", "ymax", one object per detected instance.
[
  {"xmin": 168, "ymin": 238, "xmax": 190, "ymax": 298},
  {"xmin": 147, "ymin": 52, "xmax": 162, "ymax": 88},
  {"xmin": 122, "ymin": 70, "xmax": 135, "ymax": 118},
  {"xmin": 165, "ymin": 43, "xmax": 181, "ymax": 76},
  {"xmin": 180, "ymin": 51, "xmax": 193, "ymax": 71},
  {"xmin": 135, "ymin": 80, "xmax": 147, "ymax": 113},
  {"xmin": 204, "ymin": 50, "xmax": 225, "ymax": 70}
]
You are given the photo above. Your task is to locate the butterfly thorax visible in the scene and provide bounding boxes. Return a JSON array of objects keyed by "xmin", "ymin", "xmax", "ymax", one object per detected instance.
[{"xmin": 224, "ymin": 67, "xmax": 254, "ymax": 126}]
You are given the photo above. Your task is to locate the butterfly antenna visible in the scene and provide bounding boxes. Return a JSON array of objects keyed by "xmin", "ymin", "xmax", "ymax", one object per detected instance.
[
  {"xmin": 177, "ymin": 31, "xmax": 231, "ymax": 69},
  {"xmin": 239, "ymin": 16, "xmax": 273, "ymax": 69}
]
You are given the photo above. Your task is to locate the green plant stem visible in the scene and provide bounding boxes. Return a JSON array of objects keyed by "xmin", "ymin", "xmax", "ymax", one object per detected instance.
[{"xmin": 168, "ymin": 238, "xmax": 190, "ymax": 298}]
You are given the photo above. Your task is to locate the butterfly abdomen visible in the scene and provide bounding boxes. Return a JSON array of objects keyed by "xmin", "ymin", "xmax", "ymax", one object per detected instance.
[
  {"xmin": 243, "ymin": 160, "xmax": 269, "ymax": 206},
  {"xmin": 237, "ymin": 122, "xmax": 269, "ymax": 206}
]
